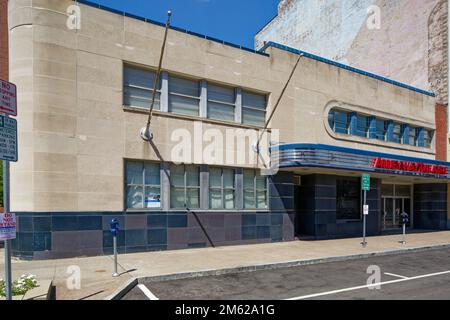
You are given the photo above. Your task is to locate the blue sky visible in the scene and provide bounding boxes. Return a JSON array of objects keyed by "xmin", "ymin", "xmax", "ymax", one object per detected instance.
[{"xmin": 88, "ymin": 0, "xmax": 278, "ymax": 49}]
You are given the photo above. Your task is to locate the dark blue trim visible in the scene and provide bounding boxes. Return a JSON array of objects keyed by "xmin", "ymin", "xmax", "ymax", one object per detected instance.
[
  {"xmin": 271, "ymin": 143, "xmax": 449, "ymax": 166},
  {"xmin": 259, "ymin": 42, "xmax": 435, "ymax": 97},
  {"xmin": 75, "ymin": 0, "xmax": 269, "ymax": 57}
]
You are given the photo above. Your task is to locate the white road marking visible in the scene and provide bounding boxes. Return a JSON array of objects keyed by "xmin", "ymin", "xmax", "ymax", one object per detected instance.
[
  {"xmin": 287, "ymin": 270, "xmax": 450, "ymax": 300},
  {"xmin": 384, "ymin": 272, "xmax": 409, "ymax": 279},
  {"xmin": 137, "ymin": 284, "xmax": 159, "ymax": 300}
]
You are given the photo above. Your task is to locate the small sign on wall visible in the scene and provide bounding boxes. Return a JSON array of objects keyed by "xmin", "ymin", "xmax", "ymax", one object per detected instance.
[
  {"xmin": 145, "ymin": 195, "xmax": 161, "ymax": 209},
  {"xmin": 0, "ymin": 212, "xmax": 16, "ymax": 240},
  {"xmin": 363, "ymin": 205, "xmax": 369, "ymax": 216}
]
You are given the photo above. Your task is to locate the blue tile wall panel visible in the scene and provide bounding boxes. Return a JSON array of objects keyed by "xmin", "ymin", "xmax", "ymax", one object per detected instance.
[{"xmin": 14, "ymin": 208, "xmax": 294, "ymax": 259}]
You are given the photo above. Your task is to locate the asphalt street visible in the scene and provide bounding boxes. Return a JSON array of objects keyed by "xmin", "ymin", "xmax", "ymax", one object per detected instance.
[{"xmin": 122, "ymin": 248, "xmax": 450, "ymax": 300}]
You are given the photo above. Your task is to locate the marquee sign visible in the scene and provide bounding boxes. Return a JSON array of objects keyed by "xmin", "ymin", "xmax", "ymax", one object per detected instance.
[{"xmin": 371, "ymin": 157, "xmax": 448, "ymax": 175}]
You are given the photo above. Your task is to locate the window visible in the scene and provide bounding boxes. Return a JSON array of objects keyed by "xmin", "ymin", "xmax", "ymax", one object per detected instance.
[
  {"xmin": 123, "ymin": 66, "xmax": 161, "ymax": 110},
  {"xmin": 243, "ymin": 169, "xmax": 268, "ymax": 209},
  {"xmin": 356, "ymin": 115, "xmax": 369, "ymax": 138},
  {"xmin": 209, "ymin": 168, "xmax": 235, "ymax": 209},
  {"xmin": 408, "ymin": 127, "xmax": 418, "ymax": 146},
  {"xmin": 424, "ymin": 130, "xmax": 433, "ymax": 148},
  {"xmin": 242, "ymin": 91, "xmax": 266, "ymax": 127},
  {"xmin": 336, "ymin": 177, "xmax": 361, "ymax": 220},
  {"xmin": 375, "ymin": 119, "xmax": 387, "ymax": 141},
  {"xmin": 331, "ymin": 110, "xmax": 350, "ymax": 134},
  {"xmin": 170, "ymin": 164, "xmax": 200, "ymax": 209},
  {"xmin": 126, "ymin": 161, "xmax": 161, "ymax": 209},
  {"xmin": 391, "ymin": 122, "xmax": 402, "ymax": 143},
  {"xmin": 207, "ymin": 84, "xmax": 236, "ymax": 122},
  {"xmin": 168, "ymin": 76, "xmax": 200, "ymax": 116}
]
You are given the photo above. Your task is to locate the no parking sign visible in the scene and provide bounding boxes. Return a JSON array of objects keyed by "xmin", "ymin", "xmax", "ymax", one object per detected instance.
[{"xmin": 0, "ymin": 212, "xmax": 16, "ymax": 240}]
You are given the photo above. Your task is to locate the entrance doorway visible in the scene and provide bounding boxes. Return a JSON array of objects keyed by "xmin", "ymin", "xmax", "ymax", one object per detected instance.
[{"xmin": 381, "ymin": 184, "xmax": 412, "ymax": 230}]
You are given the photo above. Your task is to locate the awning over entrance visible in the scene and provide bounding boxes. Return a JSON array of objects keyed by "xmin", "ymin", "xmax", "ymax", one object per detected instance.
[{"xmin": 271, "ymin": 144, "xmax": 450, "ymax": 180}]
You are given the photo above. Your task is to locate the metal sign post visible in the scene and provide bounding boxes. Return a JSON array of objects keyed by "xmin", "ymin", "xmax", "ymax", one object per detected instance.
[
  {"xmin": 3, "ymin": 161, "xmax": 12, "ymax": 300},
  {"xmin": 361, "ymin": 174, "xmax": 370, "ymax": 247},
  {"xmin": 110, "ymin": 219, "xmax": 119, "ymax": 277},
  {"xmin": 0, "ymin": 79, "xmax": 18, "ymax": 301}
]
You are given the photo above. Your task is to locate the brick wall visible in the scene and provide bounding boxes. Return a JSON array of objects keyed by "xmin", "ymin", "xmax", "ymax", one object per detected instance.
[
  {"xmin": 435, "ymin": 103, "xmax": 447, "ymax": 161},
  {"xmin": 0, "ymin": 0, "xmax": 8, "ymax": 81}
]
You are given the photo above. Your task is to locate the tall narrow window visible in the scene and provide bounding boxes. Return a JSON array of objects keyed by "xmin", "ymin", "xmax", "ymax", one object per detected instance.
[
  {"xmin": 424, "ymin": 130, "xmax": 433, "ymax": 148},
  {"xmin": 209, "ymin": 168, "xmax": 235, "ymax": 209},
  {"xmin": 336, "ymin": 177, "xmax": 361, "ymax": 220},
  {"xmin": 170, "ymin": 164, "xmax": 200, "ymax": 209},
  {"xmin": 126, "ymin": 161, "xmax": 161, "ymax": 209},
  {"xmin": 242, "ymin": 91, "xmax": 266, "ymax": 127},
  {"xmin": 376, "ymin": 119, "xmax": 387, "ymax": 141},
  {"xmin": 356, "ymin": 115, "xmax": 369, "ymax": 138},
  {"xmin": 243, "ymin": 169, "xmax": 268, "ymax": 209},
  {"xmin": 168, "ymin": 76, "xmax": 200, "ymax": 116},
  {"xmin": 391, "ymin": 122, "xmax": 402, "ymax": 143},
  {"xmin": 408, "ymin": 127, "xmax": 418, "ymax": 146},
  {"xmin": 123, "ymin": 66, "xmax": 161, "ymax": 110},
  {"xmin": 207, "ymin": 84, "xmax": 236, "ymax": 122},
  {"xmin": 332, "ymin": 110, "xmax": 350, "ymax": 134}
]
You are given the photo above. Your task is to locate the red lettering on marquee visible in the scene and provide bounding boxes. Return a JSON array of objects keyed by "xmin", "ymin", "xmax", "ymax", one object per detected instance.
[{"xmin": 371, "ymin": 158, "xmax": 448, "ymax": 175}]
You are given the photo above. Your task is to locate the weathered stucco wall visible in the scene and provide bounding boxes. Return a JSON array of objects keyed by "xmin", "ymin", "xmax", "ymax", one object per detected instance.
[{"xmin": 256, "ymin": 0, "xmax": 448, "ymax": 105}]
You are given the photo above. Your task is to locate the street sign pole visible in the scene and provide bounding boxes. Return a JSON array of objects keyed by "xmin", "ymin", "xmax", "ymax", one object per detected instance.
[
  {"xmin": 3, "ymin": 157, "xmax": 12, "ymax": 300},
  {"xmin": 361, "ymin": 174, "xmax": 370, "ymax": 248},
  {"xmin": 0, "ymin": 79, "xmax": 18, "ymax": 301},
  {"xmin": 362, "ymin": 190, "xmax": 367, "ymax": 247}
]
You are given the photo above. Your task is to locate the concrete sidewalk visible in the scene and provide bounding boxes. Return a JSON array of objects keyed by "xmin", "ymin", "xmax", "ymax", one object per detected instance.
[{"xmin": 1, "ymin": 231, "xmax": 450, "ymax": 300}]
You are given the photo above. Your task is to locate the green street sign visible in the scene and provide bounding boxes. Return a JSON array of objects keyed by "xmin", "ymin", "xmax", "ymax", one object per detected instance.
[{"xmin": 362, "ymin": 174, "xmax": 370, "ymax": 191}]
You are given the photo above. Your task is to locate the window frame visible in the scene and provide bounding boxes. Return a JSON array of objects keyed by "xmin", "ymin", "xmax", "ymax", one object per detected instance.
[
  {"xmin": 169, "ymin": 164, "xmax": 201, "ymax": 209},
  {"xmin": 336, "ymin": 177, "xmax": 362, "ymax": 221},
  {"xmin": 243, "ymin": 169, "xmax": 268, "ymax": 210},
  {"xmin": 423, "ymin": 130, "xmax": 433, "ymax": 148},
  {"xmin": 168, "ymin": 75, "xmax": 201, "ymax": 116},
  {"xmin": 241, "ymin": 91, "xmax": 267, "ymax": 127},
  {"xmin": 208, "ymin": 167, "xmax": 236, "ymax": 210},
  {"xmin": 125, "ymin": 160, "xmax": 161, "ymax": 210},
  {"xmin": 123, "ymin": 65, "xmax": 162, "ymax": 110},
  {"xmin": 207, "ymin": 84, "xmax": 237, "ymax": 122},
  {"xmin": 356, "ymin": 114, "xmax": 369, "ymax": 138}
]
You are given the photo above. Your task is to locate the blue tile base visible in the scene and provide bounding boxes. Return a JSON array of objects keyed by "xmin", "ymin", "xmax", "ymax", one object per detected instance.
[{"xmin": 12, "ymin": 211, "xmax": 295, "ymax": 260}]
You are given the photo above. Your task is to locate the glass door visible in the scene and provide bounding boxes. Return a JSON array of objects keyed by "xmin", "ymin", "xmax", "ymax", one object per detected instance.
[{"xmin": 381, "ymin": 184, "xmax": 412, "ymax": 230}]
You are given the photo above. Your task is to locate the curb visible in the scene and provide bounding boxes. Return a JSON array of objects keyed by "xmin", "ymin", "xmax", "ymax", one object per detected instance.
[{"xmin": 106, "ymin": 242, "xmax": 450, "ymax": 300}]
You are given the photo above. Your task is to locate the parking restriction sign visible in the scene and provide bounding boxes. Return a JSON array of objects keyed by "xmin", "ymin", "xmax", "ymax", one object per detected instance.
[
  {"xmin": 0, "ymin": 79, "xmax": 17, "ymax": 116},
  {"xmin": 0, "ymin": 115, "xmax": 17, "ymax": 162}
]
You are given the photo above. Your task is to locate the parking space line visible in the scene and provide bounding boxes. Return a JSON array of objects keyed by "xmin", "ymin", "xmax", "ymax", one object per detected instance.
[
  {"xmin": 137, "ymin": 284, "xmax": 159, "ymax": 300},
  {"xmin": 287, "ymin": 270, "xmax": 450, "ymax": 300},
  {"xmin": 384, "ymin": 272, "xmax": 409, "ymax": 279}
]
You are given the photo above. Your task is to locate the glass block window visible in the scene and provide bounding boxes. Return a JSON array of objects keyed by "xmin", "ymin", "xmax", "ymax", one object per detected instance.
[
  {"xmin": 123, "ymin": 65, "xmax": 161, "ymax": 110},
  {"xmin": 242, "ymin": 91, "xmax": 267, "ymax": 127},
  {"xmin": 168, "ymin": 76, "xmax": 200, "ymax": 116},
  {"xmin": 243, "ymin": 169, "xmax": 268, "ymax": 209},
  {"xmin": 126, "ymin": 161, "xmax": 161, "ymax": 209},
  {"xmin": 209, "ymin": 167, "xmax": 235, "ymax": 209},
  {"xmin": 207, "ymin": 84, "xmax": 236, "ymax": 122},
  {"xmin": 170, "ymin": 164, "xmax": 200, "ymax": 209}
]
